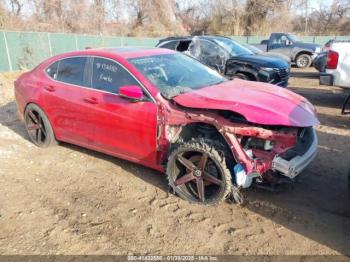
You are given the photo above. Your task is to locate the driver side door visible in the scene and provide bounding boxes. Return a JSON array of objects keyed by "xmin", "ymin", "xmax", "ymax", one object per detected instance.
[{"xmin": 84, "ymin": 57, "xmax": 158, "ymax": 168}]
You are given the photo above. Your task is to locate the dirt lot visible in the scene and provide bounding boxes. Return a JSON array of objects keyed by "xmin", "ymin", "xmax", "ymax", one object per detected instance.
[{"xmin": 0, "ymin": 70, "xmax": 349, "ymax": 255}]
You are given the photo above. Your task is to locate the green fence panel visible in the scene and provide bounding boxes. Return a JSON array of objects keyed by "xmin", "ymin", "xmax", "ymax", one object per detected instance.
[
  {"xmin": 77, "ymin": 35, "xmax": 105, "ymax": 49},
  {"xmin": 123, "ymin": 37, "xmax": 160, "ymax": 47},
  {"xmin": 298, "ymin": 36, "xmax": 315, "ymax": 43},
  {"xmin": 103, "ymin": 37, "xmax": 123, "ymax": 47},
  {"xmin": 247, "ymin": 36, "xmax": 267, "ymax": 44},
  {"xmin": 230, "ymin": 36, "xmax": 247, "ymax": 44},
  {"xmin": 50, "ymin": 33, "xmax": 77, "ymax": 55},
  {"xmin": 334, "ymin": 35, "xmax": 350, "ymax": 41},
  {"xmin": 0, "ymin": 32, "xmax": 10, "ymax": 71},
  {"xmin": 314, "ymin": 36, "xmax": 333, "ymax": 45},
  {"xmin": 5, "ymin": 31, "xmax": 51, "ymax": 70}
]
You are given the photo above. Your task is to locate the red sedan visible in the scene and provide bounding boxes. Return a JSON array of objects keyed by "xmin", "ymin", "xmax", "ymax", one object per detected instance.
[{"xmin": 15, "ymin": 47, "xmax": 319, "ymax": 204}]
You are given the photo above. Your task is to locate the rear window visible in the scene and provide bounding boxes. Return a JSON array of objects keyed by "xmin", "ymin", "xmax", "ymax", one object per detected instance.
[
  {"xmin": 56, "ymin": 57, "xmax": 87, "ymax": 86},
  {"xmin": 45, "ymin": 61, "xmax": 59, "ymax": 79},
  {"xmin": 159, "ymin": 41, "xmax": 178, "ymax": 50}
]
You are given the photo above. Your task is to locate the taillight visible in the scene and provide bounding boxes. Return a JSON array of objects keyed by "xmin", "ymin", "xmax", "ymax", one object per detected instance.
[{"xmin": 326, "ymin": 50, "xmax": 339, "ymax": 69}]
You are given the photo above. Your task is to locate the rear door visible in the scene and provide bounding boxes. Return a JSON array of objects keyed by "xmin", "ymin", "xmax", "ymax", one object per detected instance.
[
  {"xmin": 41, "ymin": 56, "xmax": 94, "ymax": 145},
  {"xmin": 83, "ymin": 56, "xmax": 158, "ymax": 166}
]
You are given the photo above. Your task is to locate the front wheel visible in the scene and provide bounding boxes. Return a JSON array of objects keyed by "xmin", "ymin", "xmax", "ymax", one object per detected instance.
[
  {"xmin": 233, "ymin": 73, "xmax": 249, "ymax": 80},
  {"xmin": 166, "ymin": 139, "xmax": 232, "ymax": 205},
  {"xmin": 296, "ymin": 54, "xmax": 312, "ymax": 68},
  {"xmin": 24, "ymin": 103, "xmax": 57, "ymax": 147}
]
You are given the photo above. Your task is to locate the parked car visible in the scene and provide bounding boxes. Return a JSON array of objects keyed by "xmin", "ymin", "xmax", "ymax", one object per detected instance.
[
  {"xmin": 242, "ymin": 43, "xmax": 291, "ymax": 64},
  {"xmin": 15, "ymin": 47, "xmax": 319, "ymax": 204},
  {"xmin": 314, "ymin": 39, "xmax": 350, "ymax": 73},
  {"xmin": 313, "ymin": 51, "xmax": 328, "ymax": 73},
  {"xmin": 252, "ymin": 33, "xmax": 321, "ymax": 68},
  {"xmin": 156, "ymin": 35, "xmax": 290, "ymax": 87},
  {"xmin": 318, "ymin": 41, "xmax": 350, "ymax": 114}
]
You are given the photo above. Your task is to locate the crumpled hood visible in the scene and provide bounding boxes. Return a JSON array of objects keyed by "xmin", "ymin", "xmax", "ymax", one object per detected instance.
[
  {"xmin": 173, "ymin": 79, "xmax": 319, "ymax": 127},
  {"xmin": 230, "ymin": 54, "xmax": 289, "ymax": 68}
]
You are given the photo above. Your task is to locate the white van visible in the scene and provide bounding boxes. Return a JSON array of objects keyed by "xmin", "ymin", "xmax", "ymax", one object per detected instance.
[{"xmin": 319, "ymin": 41, "xmax": 350, "ymax": 114}]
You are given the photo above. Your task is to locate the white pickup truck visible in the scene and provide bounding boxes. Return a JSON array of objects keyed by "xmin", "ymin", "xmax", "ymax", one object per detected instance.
[{"xmin": 318, "ymin": 41, "xmax": 350, "ymax": 114}]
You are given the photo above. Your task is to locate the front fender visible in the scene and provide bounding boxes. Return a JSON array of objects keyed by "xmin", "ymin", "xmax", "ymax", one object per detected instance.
[
  {"xmin": 225, "ymin": 60, "xmax": 259, "ymax": 79},
  {"xmin": 291, "ymin": 47, "xmax": 314, "ymax": 61}
]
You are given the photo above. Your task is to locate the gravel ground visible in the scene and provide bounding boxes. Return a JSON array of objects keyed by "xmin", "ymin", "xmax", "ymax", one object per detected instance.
[{"xmin": 0, "ymin": 70, "xmax": 349, "ymax": 255}]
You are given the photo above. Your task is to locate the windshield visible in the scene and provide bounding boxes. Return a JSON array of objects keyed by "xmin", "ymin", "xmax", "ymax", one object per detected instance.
[
  {"xmin": 288, "ymin": 34, "xmax": 300, "ymax": 42},
  {"xmin": 129, "ymin": 53, "xmax": 227, "ymax": 99},
  {"xmin": 243, "ymin": 44, "xmax": 263, "ymax": 54},
  {"xmin": 214, "ymin": 38, "xmax": 253, "ymax": 56}
]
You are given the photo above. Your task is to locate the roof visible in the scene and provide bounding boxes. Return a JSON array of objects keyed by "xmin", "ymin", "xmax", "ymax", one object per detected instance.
[
  {"xmin": 52, "ymin": 47, "xmax": 176, "ymax": 61},
  {"xmin": 158, "ymin": 35, "xmax": 232, "ymax": 44},
  {"xmin": 100, "ymin": 47, "xmax": 176, "ymax": 59}
]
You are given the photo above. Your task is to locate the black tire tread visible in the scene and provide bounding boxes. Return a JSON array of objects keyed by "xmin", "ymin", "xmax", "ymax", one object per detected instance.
[
  {"xmin": 166, "ymin": 138, "xmax": 232, "ymax": 205},
  {"xmin": 24, "ymin": 103, "xmax": 57, "ymax": 148}
]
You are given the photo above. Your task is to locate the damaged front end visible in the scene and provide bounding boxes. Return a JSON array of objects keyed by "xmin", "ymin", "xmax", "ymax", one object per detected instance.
[{"xmin": 165, "ymin": 109, "xmax": 318, "ymax": 192}]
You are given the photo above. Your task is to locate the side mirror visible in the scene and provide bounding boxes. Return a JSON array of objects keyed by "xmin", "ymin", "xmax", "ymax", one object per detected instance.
[
  {"xmin": 286, "ymin": 40, "xmax": 293, "ymax": 46},
  {"xmin": 119, "ymin": 85, "xmax": 143, "ymax": 101}
]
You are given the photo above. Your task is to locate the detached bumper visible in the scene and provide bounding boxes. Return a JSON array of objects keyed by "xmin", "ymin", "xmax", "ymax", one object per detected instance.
[{"xmin": 272, "ymin": 129, "xmax": 318, "ymax": 179}]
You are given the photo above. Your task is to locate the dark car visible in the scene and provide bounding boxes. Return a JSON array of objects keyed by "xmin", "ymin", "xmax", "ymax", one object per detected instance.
[
  {"xmin": 313, "ymin": 51, "xmax": 328, "ymax": 72},
  {"xmin": 156, "ymin": 35, "xmax": 290, "ymax": 87},
  {"xmin": 242, "ymin": 43, "xmax": 291, "ymax": 64},
  {"xmin": 253, "ymin": 33, "xmax": 321, "ymax": 68}
]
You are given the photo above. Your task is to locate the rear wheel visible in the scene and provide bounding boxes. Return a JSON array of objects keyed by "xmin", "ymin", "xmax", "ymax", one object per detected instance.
[
  {"xmin": 296, "ymin": 54, "xmax": 312, "ymax": 68},
  {"xmin": 166, "ymin": 139, "xmax": 232, "ymax": 205},
  {"xmin": 24, "ymin": 104, "xmax": 57, "ymax": 147}
]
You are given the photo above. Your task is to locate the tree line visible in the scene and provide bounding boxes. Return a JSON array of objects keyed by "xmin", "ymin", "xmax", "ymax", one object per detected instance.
[{"xmin": 1, "ymin": 0, "xmax": 350, "ymax": 36}]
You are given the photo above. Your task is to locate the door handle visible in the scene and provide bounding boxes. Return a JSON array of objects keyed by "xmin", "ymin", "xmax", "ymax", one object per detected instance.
[
  {"xmin": 44, "ymin": 85, "xmax": 55, "ymax": 92},
  {"xmin": 83, "ymin": 97, "xmax": 98, "ymax": 104}
]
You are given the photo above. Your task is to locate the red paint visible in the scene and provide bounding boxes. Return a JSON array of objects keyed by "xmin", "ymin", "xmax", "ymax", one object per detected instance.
[
  {"xmin": 119, "ymin": 85, "xmax": 144, "ymax": 100},
  {"xmin": 173, "ymin": 79, "xmax": 319, "ymax": 127},
  {"xmin": 15, "ymin": 48, "xmax": 319, "ymax": 177}
]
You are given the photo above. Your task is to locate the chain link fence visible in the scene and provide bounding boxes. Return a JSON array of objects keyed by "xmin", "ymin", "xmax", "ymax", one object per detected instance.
[{"xmin": 0, "ymin": 30, "xmax": 348, "ymax": 72}]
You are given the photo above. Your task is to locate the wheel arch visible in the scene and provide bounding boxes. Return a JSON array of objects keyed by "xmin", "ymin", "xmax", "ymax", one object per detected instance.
[
  {"xmin": 24, "ymin": 102, "xmax": 58, "ymax": 140},
  {"xmin": 292, "ymin": 50, "xmax": 313, "ymax": 61},
  {"xmin": 235, "ymin": 71, "xmax": 257, "ymax": 81},
  {"xmin": 168, "ymin": 122, "xmax": 237, "ymax": 171}
]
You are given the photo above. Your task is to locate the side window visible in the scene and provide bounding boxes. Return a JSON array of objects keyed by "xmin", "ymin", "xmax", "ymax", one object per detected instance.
[
  {"xmin": 271, "ymin": 34, "xmax": 282, "ymax": 45},
  {"xmin": 160, "ymin": 41, "xmax": 178, "ymax": 50},
  {"xmin": 199, "ymin": 41, "xmax": 221, "ymax": 56},
  {"xmin": 56, "ymin": 57, "xmax": 87, "ymax": 86},
  {"xmin": 177, "ymin": 40, "xmax": 192, "ymax": 52},
  {"xmin": 91, "ymin": 57, "xmax": 140, "ymax": 94},
  {"xmin": 280, "ymin": 35, "xmax": 288, "ymax": 45},
  {"xmin": 46, "ymin": 61, "xmax": 59, "ymax": 80}
]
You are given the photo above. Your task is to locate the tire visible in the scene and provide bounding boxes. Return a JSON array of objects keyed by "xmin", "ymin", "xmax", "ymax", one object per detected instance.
[
  {"xmin": 295, "ymin": 54, "xmax": 312, "ymax": 68},
  {"xmin": 234, "ymin": 73, "xmax": 249, "ymax": 80},
  {"xmin": 166, "ymin": 139, "xmax": 232, "ymax": 205},
  {"xmin": 24, "ymin": 103, "xmax": 57, "ymax": 148}
]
